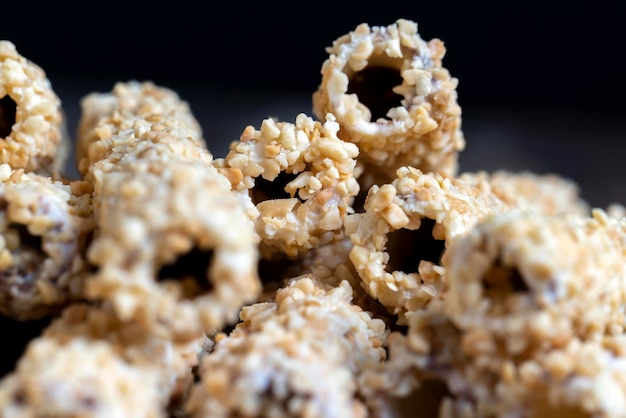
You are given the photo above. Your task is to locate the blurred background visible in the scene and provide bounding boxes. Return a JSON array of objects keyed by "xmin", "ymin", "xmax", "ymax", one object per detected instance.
[{"xmin": 2, "ymin": 0, "xmax": 626, "ymax": 208}]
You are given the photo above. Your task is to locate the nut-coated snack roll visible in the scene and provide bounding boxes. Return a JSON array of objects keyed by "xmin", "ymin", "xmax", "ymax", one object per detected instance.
[
  {"xmin": 0, "ymin": 164, "xmax": 94, "ymax": 320},
  {"xmin": 362, "ymin": 209, "xmax": 626, "ymax": 417},
  {"xmin": 186, "ymin": 277, "xmax": 387, "ymax": 418},
  {"xmin": 444, "ymin": 209, "xmax": 626, "ymax": 358},
  {"xmin": 346, "ymin": 167, "xmax": 590, "ymax": 320},
  {"xmin": 76, "ymin": 80, "xmax": 205, "ymax": 176},
  {"xmin": 217, "ymin": 112, "xmax": 360, "ymax": 259},
  {"xmin": 0, "ymin": 41, "xmax": 68, "ymax": 176},
  {"xmin": 345, "ymin": 167, "xmax": 508, "ymax": 319},
  {"xmin": 312, "ymin": 19, "xmax": 465, "ymax": 181},
  {"xmin": 0, "ymin": 303, "xmax": 203, "ymax": 417},
  {"xmin": 85, "ymin": 122, "xmax": 260, "ymax": 342}
]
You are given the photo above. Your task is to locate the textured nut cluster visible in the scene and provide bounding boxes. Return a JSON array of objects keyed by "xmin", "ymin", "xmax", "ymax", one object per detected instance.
[
  {"xmin": 0, "ymin": 41, "xmax": 68, "ymax": 175},
  {"xmin": 217, "ymin": 112, "xmax": 360, "ymax": 258}
]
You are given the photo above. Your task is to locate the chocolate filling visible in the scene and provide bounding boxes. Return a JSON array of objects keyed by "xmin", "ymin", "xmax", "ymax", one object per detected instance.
[
  {"xmin": 0, "ymin": 314, "xmax": 52, "ymax": 379},
  {"xmin": 347, "ymin": 66, "xmax": 404, "ymax": 121},
  {"xmin": 157, "ymin": 247, "xmax": 214, "ymax": 299},
  {"xmin": 386, "ymin": 218, "xmax": 445, "ymax": 274},
  {"xmin": 256, "ymin": 255, "xmax": 302, "ymax": 297},
  {"xmin": 482, "ymin": 259, "xmax": 529, "ymax": 300},
  {"xmin": 251, "ymin": 171, "xmax": 301, "ymax": 204},
  {"xmin": 0, "ymin": 95, "xmax": 17, "ymax": 138},
  {"xmin": 0, "ymin": 223, "xmax": 46, "ymax": 294}
]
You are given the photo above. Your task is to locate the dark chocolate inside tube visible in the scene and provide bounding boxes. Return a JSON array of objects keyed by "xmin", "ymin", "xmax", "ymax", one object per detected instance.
[
  {"xmin": 482, "ymin": 259, "xmax": 529, "ymax": 301},
  {"xmin": 0, "ymin": 314, "xmax": 52, "ymax": 378},
  {"xmin": 0, "ymin": 95, "xmax": 17, "ymax": 138},
  {"xmin": 157, "ymin": 247, "xmax": 214, "ymax": 299},
  {"xmin": 347, "ymin": 66, "xmax": 404, "ymax": 121},
  {"xmin": 386, "ymin": 218, "xmax": 445, "ymax": 274},
  {"xmin": 0, "ymin": 224, "xmax": 46, "ymax": 296},
  {"xmin": 251, "ymin": 171, "xmax": 302, "ymax": 204}
]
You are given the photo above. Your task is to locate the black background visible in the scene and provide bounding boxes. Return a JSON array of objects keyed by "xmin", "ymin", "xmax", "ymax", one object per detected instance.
[{"xmin": 2, "ymin": 0, "xmax": 626, "ymax": 208}]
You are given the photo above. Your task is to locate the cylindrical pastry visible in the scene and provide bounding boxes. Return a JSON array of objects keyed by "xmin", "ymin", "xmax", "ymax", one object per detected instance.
[
  {"xmin": 0, "ymin": 303, "xmax": 203, "ymax": 417},
  {"xmin": 312, "ymin": 19, "xmax": 465, "ymax": 181},
  {"xmin": 76, "ymin": 80, "xmax": 205, "ymax": 175},
  {"xmin": 0, "ymin": 40, "xmax": 68, "ymax": 175},
  {"xmin": 185, "ymin": 277, "xmax": 387, "ymax": 418},
  {"xmin": 365, "ymin": 207, "xmax": 626, "ymax": 418},
  {"xmin": 358, "ymin": 300, "xmax": 478, "ymax": 417},
  {"xmin": 0, "ymin": 164, "xmax": 94, "ymax": 320},
  {"xmin": 85, "ymin": 122, "xmax": 260, "ymax": 342},
  {"xmin": 346, "ymin": 166, "xmax": 590, "ymax": 320},
  {"xmin": 216, "ymin": 112, "xmax": 360, "ymax": 259},
  {"xmin": 444, "ymin": 208, "xmax": 626, "ymax": 356},
  {"xmin": 346, "ymin": 167, "xmax": 509, "ymax": 318}
]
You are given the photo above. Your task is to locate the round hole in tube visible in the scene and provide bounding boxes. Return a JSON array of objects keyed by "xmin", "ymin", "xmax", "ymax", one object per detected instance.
[
  {"xmin": 157, "ymin": 247, "xmax": 214, "ymax": 299},
  {"xmin": 347, "ymin": 66, "xmax": 404, "ymax": 121},
  {"xmin": 386, "ymin": 218, "xmax": 445, "ymax": 274},
  {"xmin": 0, "ymin": 95, "xmax": 17, "ymax": 138}
]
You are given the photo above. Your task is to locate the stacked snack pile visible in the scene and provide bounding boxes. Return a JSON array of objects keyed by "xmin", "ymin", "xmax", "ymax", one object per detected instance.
[{"xmin": 0, "ymin": 18, "xmax": 624, "ymax": 418}]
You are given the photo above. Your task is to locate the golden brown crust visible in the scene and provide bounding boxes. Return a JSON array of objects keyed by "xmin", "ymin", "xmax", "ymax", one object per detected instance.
[{"xmin": 0, "ymin": 41, "xmax": 68, "ymax": 176}]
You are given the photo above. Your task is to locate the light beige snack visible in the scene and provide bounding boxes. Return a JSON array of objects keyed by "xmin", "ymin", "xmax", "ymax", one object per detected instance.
[
  {"xmin": 186, "ymin": 276, "xmax": 387, "ymax": 418},
  {"xmin": 312, "ymin": 19, "xmax": 464, "ymax": 181},
  {"xmin": 76, "ymin": 80, "xmax": 205, "ymax": 175},
  {"xmin": 0, "ymin": 164, "xmax": 94, "ymax": 320},
  {"xmin": 0, "ymin": 303, "xmax": 203, "ymax": 418},
  {"xmin": 444, "ymin": 208, "xmax": 626, "ymax": 357},
  {"xmin": 216, "ymin": 112, "xmax": 360, "ymax": 259},
  {"xmin": 346, "ymin": 167, "xmax": 508, "ymax": 319},
  {"xmin": 0, "ymin": 40, "xmax": 68, "ymax": 176},
  {"xmin": 361, "ymin": 209, "xmax": 626, "ymax": 417},
  {"xmin": 85, "ymin": 122, "xmax": 260, "ymax": 342},
  {"xmin": 358, "ymin": 299, "xmax": 475, "ymax": 417},
  {"xmin": 482, "ymin": 336, "xmax": 626, "ymax": 418},
  {"xmin": 346, "ymin": 166, "xmax": 590, "ymax": 321}
]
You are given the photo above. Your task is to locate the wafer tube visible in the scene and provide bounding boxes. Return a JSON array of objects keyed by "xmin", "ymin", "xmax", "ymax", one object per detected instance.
[
  {"xmin": 346, "ymin": 166, "xmax": 590, "ymax": 320},
  {"xmin": 0, "ymin": 302, "xmax": 202, "ymax": 417},
  {"xmin": 346, "ymin": 167, "xmax": 508, "ymax": 318},
  {"xmin": 444, "ymin": 209, "xmax": 626, "ymax": 356},
  {"xmin": 365, "ymin": 207, "xmax": 626, "ymax": 418},
  {"xmin": 217, "ymin": 112, "xmax": 360, "ymax": 259},
  {"xmin": 363, "ymin": 302, "xmax": 626, "ymax": 418},
  {"xmin": 85, "ymin": 122, "xmax": 260, "ymax": 342},
  {"xmin": 0, "ymin": 165, "xmax": 94, "ymax": 320},
  {"xmin": 0, "ymin": 41, "xmax": 68, "ymax": 175},
  {"xmin": 312, "ymin": 19, "xmax": 464, "ymax": 181},
  {"xmin": 76, "ymin": 80, "xmax": 205, "ymax": 175},
  {"xmin": 186, "ymin": 277, "xmax": 387, "ymax": 418}
]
